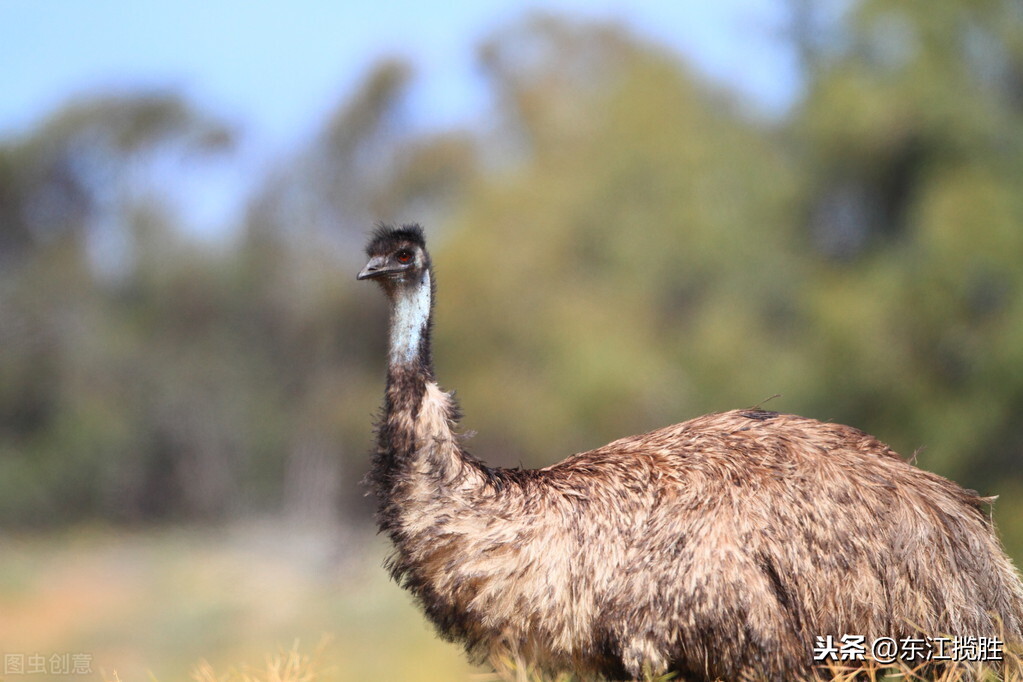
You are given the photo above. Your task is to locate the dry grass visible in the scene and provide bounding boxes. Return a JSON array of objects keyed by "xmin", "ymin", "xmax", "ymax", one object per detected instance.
[
  {"xmin": 189, "ymin": 638, "xmax": 332, "ymax": 682},
  {"xmin": 814, "ymin": 655, "xmax": 1023, "ymax": 682},
  {"xmin": 103, "ymin": 639, "xmax": 331, "ymax": 682},
  {"xmin": 176, "ymin": 638, "xmax": 1023, "ymax": 682}
]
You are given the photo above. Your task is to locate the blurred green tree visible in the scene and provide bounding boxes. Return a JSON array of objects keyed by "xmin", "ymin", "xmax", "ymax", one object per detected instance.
[
  {"xmin": 0, "ymin": 94, "xmax": 234, "ymax": 523},
  {"xmin": 792, "ymin": 0, "xmax": 1023, "ymax": 485}
]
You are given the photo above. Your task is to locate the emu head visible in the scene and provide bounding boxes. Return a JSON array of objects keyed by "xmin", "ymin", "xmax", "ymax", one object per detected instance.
[{"xmin": 357, "ymin": 223, "xmax": 430, "ymax": 297}]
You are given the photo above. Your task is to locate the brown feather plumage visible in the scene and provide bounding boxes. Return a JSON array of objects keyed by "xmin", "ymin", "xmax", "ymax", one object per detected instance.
[{"xmin": 359, "ymin": 223, "xmax": 1023, "ymax": 681}]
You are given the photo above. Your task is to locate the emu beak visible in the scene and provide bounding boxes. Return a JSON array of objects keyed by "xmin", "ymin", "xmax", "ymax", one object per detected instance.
[{"xmin": 357, "ymin": 256, "xmax": 390, "ymax": 280}]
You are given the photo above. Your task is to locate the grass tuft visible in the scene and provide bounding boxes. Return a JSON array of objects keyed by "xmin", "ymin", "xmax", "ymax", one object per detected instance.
[{"xmin": 190, "ymin": 638, "xmax": 332, "ymax": 682}]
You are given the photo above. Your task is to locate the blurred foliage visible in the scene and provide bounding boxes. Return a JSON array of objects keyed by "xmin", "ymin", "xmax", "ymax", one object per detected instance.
[
  {"xmin": 0, "ymin": 526, "xmax": 477, "ymax": 681},
  {"xmin": 0, "ymin": 1, "xmax": 1022, "ymax": 562}
]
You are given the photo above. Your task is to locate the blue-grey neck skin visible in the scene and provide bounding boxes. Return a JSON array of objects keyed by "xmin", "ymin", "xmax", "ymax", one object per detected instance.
[{"xmin": 389, "ymin": 269, "xmax": 432, "ymax": 367}]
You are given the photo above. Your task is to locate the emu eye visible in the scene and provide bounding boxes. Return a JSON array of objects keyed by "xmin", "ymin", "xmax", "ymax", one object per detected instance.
[{"xmin": 395, "ymin": 250, "xmax": 413, "ymax": 264}]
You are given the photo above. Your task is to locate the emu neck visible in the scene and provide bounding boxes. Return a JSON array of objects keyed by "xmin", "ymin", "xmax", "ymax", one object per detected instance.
[
  {"xmin": 375, "ymin": 265, "xmax": 440, "ymax": 490},
  {"xmin": 388, "ymin": 269, "xmax": 433, "ymax": 371},
  {"xmin": 373, "ymin": 267, "xmax": 490, "ymax": 537},
  {"xmin": 378, "ymin": 268, "xmax": 435, "ymax": 484}
]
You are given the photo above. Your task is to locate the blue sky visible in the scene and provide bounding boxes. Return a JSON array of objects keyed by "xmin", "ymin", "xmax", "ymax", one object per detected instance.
[{"xmin": 1, "ymin": 1, "xmax": 799, "ymax": 146}]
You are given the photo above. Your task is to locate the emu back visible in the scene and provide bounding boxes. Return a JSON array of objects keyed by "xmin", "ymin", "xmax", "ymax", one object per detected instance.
[{"xmin": 358, "ymin": 223, "xmax": 1023, "ymax": 681}]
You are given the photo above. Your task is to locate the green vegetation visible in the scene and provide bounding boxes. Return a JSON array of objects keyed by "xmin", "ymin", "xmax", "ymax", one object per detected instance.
[{"xmin": 2, "ymin": 1, "xmax": 1023, "ymax": 679}]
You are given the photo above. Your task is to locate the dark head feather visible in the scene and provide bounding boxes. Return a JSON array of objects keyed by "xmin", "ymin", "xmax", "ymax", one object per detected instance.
[{"xmin": 366, "ymin": 223, "xmax": 427, "ymax": 257}]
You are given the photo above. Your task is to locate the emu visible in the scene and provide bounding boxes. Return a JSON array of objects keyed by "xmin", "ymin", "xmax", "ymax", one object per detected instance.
[{"xmin": 357, "ymin": 223, "xmax": 1023, "ymax": 681}]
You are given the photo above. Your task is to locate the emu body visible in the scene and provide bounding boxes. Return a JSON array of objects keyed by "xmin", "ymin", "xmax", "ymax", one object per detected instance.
[{"xmin": 358, "ymin": 224, "xmax": 1023, "ymax": 681}]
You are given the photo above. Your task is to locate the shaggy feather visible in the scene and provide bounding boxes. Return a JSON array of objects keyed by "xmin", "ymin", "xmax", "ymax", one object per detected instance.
[{"xmin": 359, "ymin": 223, "xmax": 1023, "ymax": 682}]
